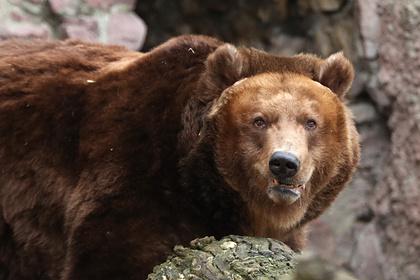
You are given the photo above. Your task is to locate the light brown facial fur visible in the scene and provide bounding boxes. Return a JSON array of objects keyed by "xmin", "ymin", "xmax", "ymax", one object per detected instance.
[{"xmin": 210, "ymin": 72, "xmax": 351, "ymax": 235}]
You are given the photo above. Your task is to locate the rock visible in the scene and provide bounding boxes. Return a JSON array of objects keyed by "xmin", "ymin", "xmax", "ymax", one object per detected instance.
[
  {"xmin": 357, "ymin": 0, "xmax": 380, "ymax": 59},
  {"xmin": 365, "ymin": 1, "xmax": 420, "ymax": 279},
  {"xmin": 306, "ymin": 219, "xmax": 337, "ymax": 261},
  {"xmin": 84, "ymin": 0, "xmax": 136, "ymax": 11},
  {"xmin": 295, "ymin": 252, "xmax": 358, "ymax": 280},
  {"xmin": 349, "ymin": 102, "xmax": 378, "ymax": 124},
  {"xmin": 317, "ymin": 0, "xmax": 343, "ymax": 12},
  {"xmin": 348, "ymin": 71, "xmax": 367, "ymax": 99},
  {"xmin": 313, "ymin": 22, "xmax": 334, "ymax": 56},
  {"xmin": 147, "ymin": 235, "xmax": 296, "ymax": 280},
  {"xmin": 307, "ymin": 173, "xmax": 381, "ymax": 271},
  {"xmin": 274, "ymin": 0, "xmax": 289, "ymax": 20},
  {"xmin": 298, "ymin": 0, "xmax": 344, "ymax": 13},
  {"xmin": 232, "ymin": 12, "xmax": 258, "ymax": 40},
  {"xmin": 49, "ymin": 0, "xmax": 79, "ymax": 16},
  {"xmin": 349, "ymin": 224, "xmax": 385, "ymax": 280},
  {"xmin": 180, "ymin": 0, "xmax": 201, "ymax": 16},
  {"xmin": 107, "ymin": 12, "xmax": 147, "ymax": 50},
  {"xmin": 366, "ymin": 81, "xmax": 391, "ymax": 111},
  {"xmin": 269, "ymin": 33, "xmax": 307, "ymax": 55},
  {"xmin": 61, "ymin": 17, "xmax": 99, "ymax": 42},
  {"xmin": 0, "ymin": 22, "xmax": 51, "ymax": 39},
  {"xmin": 0, "ymin": 0, "xmax": 51, "ymax": 39},
  {"xmin": 357, "ymin": 124, "xmax": 390, "ymax": 170},
  {"xmin": 8, "ymin": 0, "xmax": 45, "ymax": 15}
]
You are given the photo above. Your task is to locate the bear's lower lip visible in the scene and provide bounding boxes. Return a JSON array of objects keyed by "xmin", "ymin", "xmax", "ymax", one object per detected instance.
[
  {"xmin": 267, "ymin": 184, "xmax": 304, "ymax": 205},
  {"xmin": 272, "ymin": 185, "xmax": 301, "ymax": 195}
]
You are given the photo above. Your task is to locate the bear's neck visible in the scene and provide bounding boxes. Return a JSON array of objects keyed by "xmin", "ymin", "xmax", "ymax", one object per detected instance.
[{"xmin": 179, "ymin": 138, "xmax": 248, "ymax": 237}]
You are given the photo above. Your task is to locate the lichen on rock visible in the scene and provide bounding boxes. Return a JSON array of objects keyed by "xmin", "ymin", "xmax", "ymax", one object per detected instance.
[{"xmin": 147, "ymin": 235, "xmax": 296, "ymax": 280}]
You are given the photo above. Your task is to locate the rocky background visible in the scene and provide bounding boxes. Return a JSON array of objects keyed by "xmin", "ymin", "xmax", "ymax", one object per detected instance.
[
  {"xmin": 0, "ymin": 0, "xmax": 419, "ymax": 279},
  {"xmin": 0, "ymin": 0, "xmax": 147, "ymax": 49}
]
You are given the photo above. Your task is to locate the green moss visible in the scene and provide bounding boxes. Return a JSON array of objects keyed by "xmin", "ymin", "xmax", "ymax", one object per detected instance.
[{"xmin": 147, "ymin": 235, "xmax": 296, "ymax": 280}]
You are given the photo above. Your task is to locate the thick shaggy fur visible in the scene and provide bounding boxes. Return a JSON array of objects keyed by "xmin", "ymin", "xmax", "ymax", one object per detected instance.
[{"xmin": 0, "ymin": 35, "xmax": 359, "ymax": 279}]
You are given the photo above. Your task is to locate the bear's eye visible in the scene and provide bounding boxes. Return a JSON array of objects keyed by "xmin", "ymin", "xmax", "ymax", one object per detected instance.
[
  {"xmin": 305, "ymin": 119, "xmax": 317, "ymax": 130},
  {"xmin": 253, "ymin": 117, "xmax": 267, "ymax": 129}
]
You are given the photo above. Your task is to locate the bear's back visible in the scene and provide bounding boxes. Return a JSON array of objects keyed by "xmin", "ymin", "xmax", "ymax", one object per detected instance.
[
  {"xmin": 0, "ymin": 36, "xmax": 223, "ymax": 278},
  {"xmin": 0, "ymin": 40, "xmax": 136, "ymax": 278},
  {"xmin": 0, "ymin": 40, "xmax": 134, "ymax": 194}
]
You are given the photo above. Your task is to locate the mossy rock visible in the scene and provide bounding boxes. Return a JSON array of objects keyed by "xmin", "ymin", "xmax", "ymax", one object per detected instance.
[{"xmin": 147, "ymin": 235, "xmax": 296, "ymax": 280}]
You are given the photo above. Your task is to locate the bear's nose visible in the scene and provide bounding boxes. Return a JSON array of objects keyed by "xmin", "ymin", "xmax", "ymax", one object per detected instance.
[{"xmin": 269, "ymin": 151, "xmax": 300, "ymax": 179}]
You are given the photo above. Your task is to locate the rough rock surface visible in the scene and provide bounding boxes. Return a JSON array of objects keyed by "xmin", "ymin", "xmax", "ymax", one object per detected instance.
[
  {"xmin": 368, "ymin": 1, "xmax": 420, "ymax": 279},
  {"xmin": 294, "ymin": 253, "xmax": 359, "ymax": 280},
  {"xmin": 0, "ymin": 0, "xmax": 146, "ymax": 50},
  {"xmin": 136, "ymin": 0, "xmax": 357, "ymax": 61},
  {"xmin": 147, "ymin": 236, "xmax": 358, "ymax": 280},
  {"xmin": 147, "ymin": 235, "xmax": 296, "ymax": 280}
]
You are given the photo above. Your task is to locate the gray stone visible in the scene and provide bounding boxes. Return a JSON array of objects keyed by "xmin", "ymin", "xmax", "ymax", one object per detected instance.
[
  {"xmin": 0, "ymin": 22, "xmax": 51, "ymax": 39},
  {"xmin": 107, "ymin": 12, "xmax": 147, "ymax": 50},
  {"xmin": 317, "ymin": 0, "xmax": 343, "ymax": 12},
  {"xmin": 349, "ymin": 102, "xmax": 378, "ymax": 124},
  {"xmin": 49, "ymin": 0, "xmax": 80, "ymax": 16},
  {"xmin": 275, "ymin": 0, "xmax": 289, "ymax": 19},
  {"xmin": 367, "ymin": 1, "xmax": 420, "ymax": 279},
  {"xmin": 269, "ymin": 34, "xmax": 306, "ymax": 56},
  {"xmin": 8, "ymin": 0, "xmax": 45, "ymax": 15},
  {"xmin": 61, "ymin": 17, "xmax": 99, "ymax": 42},
  {"xmin": 313, "ymin": 24, "xmax": 334, "ymax": 57},
  {"xmin": 366, "ymin": 87, "xmax": 391, "ymax": 111},
  {"xmin": 84, "ymin": 0, "xmax": 136, "ymax": 11},
  {"xmin": 180, "ymin": 0, "xmax": 201, "ymax": 16},
  {"xmin": 357, "ymin": 0, "xmax": 380, "ymax": 59},
  {"xmin": 295, "ymin": 252, "xmax": 358, "ymax": 280},
  {"xmin": 348, "ymin": 71, "xmax": 367, "ymax": 99},
  {"xmin": 298, "ymin": 0, "xmax": 343, "ymax": 13},
  {"xmin": 306, "ymin": 219, "xmax": 337, "ymax": 261},
  {"xmin": 349, "ymin": 224, "xmax": 385, "ymax": 280},
  {"xmin": 148, "ymin": 235, "xmax": 296, "ymax": 280}
]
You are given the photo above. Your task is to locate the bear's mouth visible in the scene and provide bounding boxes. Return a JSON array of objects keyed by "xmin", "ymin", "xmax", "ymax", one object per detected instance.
[{"xmin": 267, "ymin": 179, "xmax": 305, "ymax": 205}]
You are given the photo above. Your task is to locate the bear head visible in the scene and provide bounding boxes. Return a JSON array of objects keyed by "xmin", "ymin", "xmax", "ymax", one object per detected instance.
[{"xmin": 183, "ymin": 43, "xmax": 359, "ymax": 235}]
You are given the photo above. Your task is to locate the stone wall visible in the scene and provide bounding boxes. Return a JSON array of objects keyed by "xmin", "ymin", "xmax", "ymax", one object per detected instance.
[
  {"xmin": 137, "ymin": 2, "xmax": 420, "ymax": 279},
  {"xmin": 136, "ymin": 2, "xmax": 390, "ymax": 276},
  {"xmin": 367, "ymin": 1, "xmax": 420, "ymax": 279},
  {"xmin": 1, "ymin": 1, "xmax": 419, "ymax": 279},
  {"xmin": 0, "ymin": 0, "xmax": 147, "ymax": 50}
]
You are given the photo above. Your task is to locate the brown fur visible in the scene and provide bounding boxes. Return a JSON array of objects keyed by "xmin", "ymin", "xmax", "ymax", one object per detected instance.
[{"xmin": 0, "ymin": 35, "xmax": 359, "ymax": 279}]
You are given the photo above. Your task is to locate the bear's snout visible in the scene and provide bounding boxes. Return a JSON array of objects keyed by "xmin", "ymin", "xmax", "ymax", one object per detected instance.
[{"xmin": 269, "ymin": 151, "xmax": 300, "ymax": 180}]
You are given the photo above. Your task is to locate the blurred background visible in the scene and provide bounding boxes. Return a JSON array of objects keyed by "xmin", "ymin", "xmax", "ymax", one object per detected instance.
[{"xmin": 0, "ymin": 0, "xmax": 419, "ymax": 279}]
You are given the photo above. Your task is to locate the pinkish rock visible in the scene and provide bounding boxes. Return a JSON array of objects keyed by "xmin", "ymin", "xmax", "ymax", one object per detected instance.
[
  {"xmin": 317, "ymin": 0, "xmax": 343, "ymax": 12},
  {"xmin": 107, "ymin": 12, "xmax": 147, "ymax": 50},
  {"xmin": 49, "ymin": 0, "xmax": 78, "ymax": 16},
  {"xmin": 349, "ymin": 102, "xmax": 378, "ymax": 124},
  {"xmin": 307, "ymin": 219, "xmax": 337, "ymax": 260},
  {"xmin": 357, "ymin": 0, "xmax": 380, "ymax": 59},
  {"xmin": 8, "ymin": 0, "xmax": 44, "ymax": 6},
  {"xmin": 7, "ymin": 0, "xmax": 45, "ymax": 15},
  {"xmin": 0, "ymin": 22, "xmax": 51, "ymax": 40},
  {"xmin": 85, "ymin": 0, "xmax": 136, "ymax": 10},
  {"xmin": 61, "ymin": 17, "xmax": 99, "ymax": 42},
  {"xmin": 350, "ymin": 224, "xmax": 385, "ymax": 280},
  {"xmin": 9, "ymin": 10, "xmax": 27, "ymax": 22}
]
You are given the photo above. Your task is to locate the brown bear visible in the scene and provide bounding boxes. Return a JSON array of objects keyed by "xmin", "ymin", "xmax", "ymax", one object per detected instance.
[{"xmin": 0, "ymin": 35, "xmax": 359, "ymax": 279}]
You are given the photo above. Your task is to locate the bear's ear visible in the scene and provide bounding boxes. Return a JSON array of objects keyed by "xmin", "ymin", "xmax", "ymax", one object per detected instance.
[
  {"xmin": 205, "ymin": 44, "xmax": 246, "ymax": 90},
  {"xmin": 317, "ymin": 52, "xmax": 354, "ymax": 99}
]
